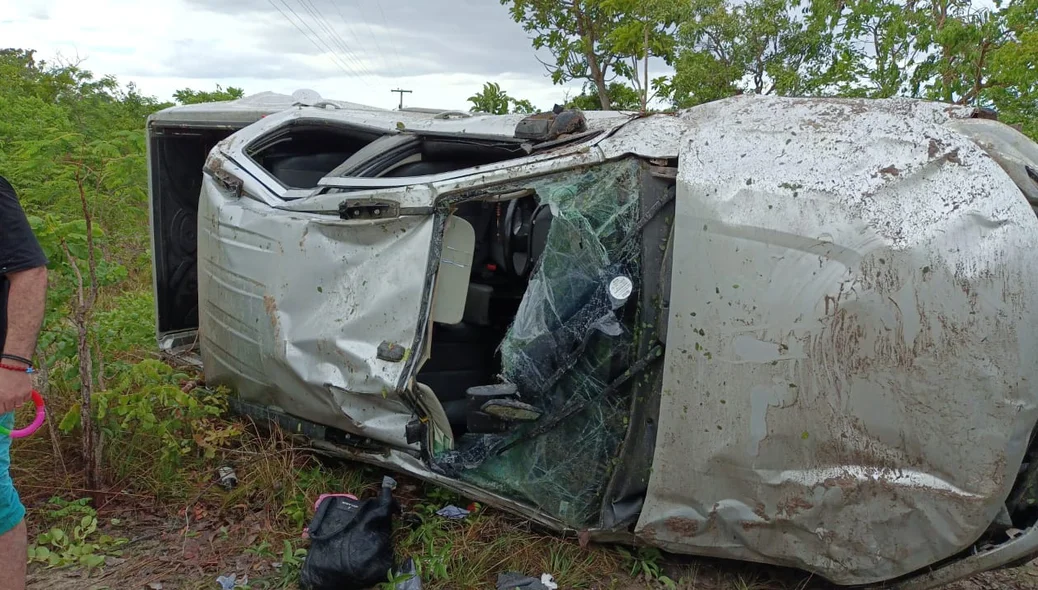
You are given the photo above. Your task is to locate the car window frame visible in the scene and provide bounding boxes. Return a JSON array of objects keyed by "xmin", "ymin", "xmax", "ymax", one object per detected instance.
[{"xmin": 234, "ymin": 115, "xmax": 394, "ymax": 200}]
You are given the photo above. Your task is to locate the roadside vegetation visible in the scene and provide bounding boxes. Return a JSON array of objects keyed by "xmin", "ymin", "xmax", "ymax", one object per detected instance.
[
  {"xmin": 500, "ymin": 0, "xmax": 1038, "ymax": 139},
  {"xmin": 2, "ymin": 0, "xmax": 1037, "ymax": 580}
]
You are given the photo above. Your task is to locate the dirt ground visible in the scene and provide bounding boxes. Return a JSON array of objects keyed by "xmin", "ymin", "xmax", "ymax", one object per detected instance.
[
  {"xmin": 23, "ymin": 510, "xmax": 1038, "ymax": 590},
  {"xmin": 944, "ymin": 563, "xmax": 1038, "ymax": 590}
]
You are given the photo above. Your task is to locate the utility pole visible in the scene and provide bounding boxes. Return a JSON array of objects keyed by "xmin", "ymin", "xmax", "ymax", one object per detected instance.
[{"xmin": 391, "ymin": 88, "xmax": 412, "ymax": 110}]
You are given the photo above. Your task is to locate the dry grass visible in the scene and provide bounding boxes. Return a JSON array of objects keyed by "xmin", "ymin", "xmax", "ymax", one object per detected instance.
[
  {"xmin": 11, "ymin": 372, "xmax": 1038, "ymax": 590},
  {"xmin": 210, "ymin": 421, "xmax": 627, "ymax": 588},
  {"xmin": 17, "ymin": 422, "xmax": 1038, "ymax": 589}
]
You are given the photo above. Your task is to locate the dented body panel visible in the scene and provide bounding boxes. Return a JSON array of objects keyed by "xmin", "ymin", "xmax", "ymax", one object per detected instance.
[
  {"xmin": 148, "ymin": 92, "xmax": 1038, "ymax": 588},
  {"xmin": 196, "ymin": 173, "xmax": 434, "ymax": 448},
  {"xmin": 637, "ymin": 96, "xmax": 1038, "ymax": 584}
]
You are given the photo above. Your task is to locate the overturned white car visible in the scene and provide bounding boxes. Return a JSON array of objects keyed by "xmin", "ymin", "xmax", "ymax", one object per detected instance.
[{"xmin": 147, "ymin": 90, "xmax": 1038, "ymax": 587}]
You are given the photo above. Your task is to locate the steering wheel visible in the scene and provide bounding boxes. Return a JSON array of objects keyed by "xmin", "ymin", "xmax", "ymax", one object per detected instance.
[{"xmin": 502, "ymin": 198, "xmax": 537, "ymax": 276}]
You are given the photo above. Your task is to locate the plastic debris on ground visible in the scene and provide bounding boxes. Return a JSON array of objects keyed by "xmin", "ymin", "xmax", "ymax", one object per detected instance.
[
  {"xmin": 435, "ymin": 505, "xmax": 471, "ymax": 519},
  {"xmin": 216, "ymin": 573, "xmax": 247, "ymax": 589},
  {"xmin": 393, "ymin": 557, "xmax": 423, "ymax": 589},
  {"xmin": 434, "ymin": 159, "xmax": 649, "ymax": 528},
  {"xmin": 496, "ymin": 572, "xmax": 557, "ymax": 590},
  {"xmin": 216, "ymin": 466, "xmax": 237, "ymax": 490}
]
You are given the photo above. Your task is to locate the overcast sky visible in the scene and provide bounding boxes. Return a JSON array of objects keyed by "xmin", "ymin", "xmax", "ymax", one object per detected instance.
[{"xmin": 0, "ymin": 0, "xmax": 637, "ymax": 111}]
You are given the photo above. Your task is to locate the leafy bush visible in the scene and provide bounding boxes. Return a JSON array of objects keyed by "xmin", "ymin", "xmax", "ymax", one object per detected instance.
[
  {"xmin": 27, "ymin": 497, "xmax": 127, "ymax": 570},
  {"xmin": 617, "ymin": 546, "xmax": 675, "ymax": 587},
  {"xmin": 93, "ymin": 289, "xmax": 156, "ymax": 364},
  {"xmin": 28, "ymin": 213, "xmax": 135, "ymax": 392},
  {"xmin": 59, "ymin": 360, "xmax": 238, "ymax": 497}
]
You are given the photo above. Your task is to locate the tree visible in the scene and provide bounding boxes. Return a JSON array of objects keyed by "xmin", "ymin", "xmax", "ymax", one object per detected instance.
[
  {"xmin": 912, "ymin": 1, "xmax": 1007, "ymax": 103},
  {"xmin": 0, "ymin": 49, "xmax": 163, "ymax": 258},
  {"xmin": 804, "ymin": 0, "xmax": 1019, "ymax": 105},
  {"xmin": 501, "ymin": 0, "xmax": 682, "ymax": 109},
  {"xmin": 1, "ymin": 48, "xmax": 245, "ymax": 496},
  {"xmin": 667, "ymin": 0, "xmax": 837, "ymax": 108},
  {"xmin": 468, "ymin": 82, "xmax": 512, "ymax": 114},
  {"xmin": 985, "ymin": 0, "xmax": 1038, "ymax": 138},
  {"xmin": 511, "ymin": 98, "xmax": 538, "ymax": 114},
  {"xmin": 16, "ymin": 131, "xmax": 135, "ymax": 490},
  {"xmin": 665, "ymin": 0, "xmax": 1037, "ymax": 134},
  {"xmin": 468, "ymin": 82, "xmax": 539, "ymax": 114},
  {"xmin": 600, "ymin": 0, "xmax": 686, "ymax": 109},
  {"xmin": 173, "ymin": 84, "xmax": 245, "ymax": 105},
  {"xmin": 567, "ymin": 82, "xmax": 642, "ymax": 110}
]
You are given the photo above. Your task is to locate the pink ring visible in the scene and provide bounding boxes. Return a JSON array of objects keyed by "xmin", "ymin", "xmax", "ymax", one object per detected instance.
[{"xmin": 9, "ymin": 391, "xmax": 45, "ymax": 439}]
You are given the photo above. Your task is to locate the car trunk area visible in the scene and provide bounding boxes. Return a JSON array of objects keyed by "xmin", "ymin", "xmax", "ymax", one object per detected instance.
[{"xmin": 149, "ymin": 125, "xmax": 237, "ymax": 349}]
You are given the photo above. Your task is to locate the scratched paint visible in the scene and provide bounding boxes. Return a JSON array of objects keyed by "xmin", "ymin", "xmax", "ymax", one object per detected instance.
[{"xmin": 749, "ymin": 382, "xmax": 800, "ymax": 456}]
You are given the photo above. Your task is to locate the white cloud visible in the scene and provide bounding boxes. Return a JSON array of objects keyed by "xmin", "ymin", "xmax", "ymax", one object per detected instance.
[{"xmin": 0, "ymin": 0, "xmax": 617, "ymax": 111}]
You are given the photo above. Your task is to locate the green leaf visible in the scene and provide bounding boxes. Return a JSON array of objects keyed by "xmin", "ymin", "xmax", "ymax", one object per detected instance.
[
  {"xmin": 59, "ymin": 404, "xmax": 81, "ymax": 434},
  {"xmin": 66, "ymin": 242, "xmax": 88, "ymax": 260}
]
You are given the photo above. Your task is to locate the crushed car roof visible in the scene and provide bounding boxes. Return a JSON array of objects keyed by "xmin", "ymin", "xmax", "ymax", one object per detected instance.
[{"xmin": 148, "ymin": 89, "xmax": 637, "ymax": 137}]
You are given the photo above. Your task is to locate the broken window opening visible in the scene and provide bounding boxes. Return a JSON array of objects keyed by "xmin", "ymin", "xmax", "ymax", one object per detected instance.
[
  {"xmin": 417, "ymin": 159, "xmax": 659, "ymax": 528},
  {"xmin": 416, "ymin": 194, "xmax": 546, "ymax": 442},
  {"xmin": 327, "ymin": 134, "xmax": 531, "ymax": 182},
  {"xmin": 245, "ymin": 120, "xmax": 383, "ymax": 190}
]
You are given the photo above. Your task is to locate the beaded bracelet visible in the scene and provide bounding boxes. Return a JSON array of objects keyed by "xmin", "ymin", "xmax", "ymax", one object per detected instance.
[
  {"xmin": 0, "ymin": 363, "xmax": 34, "ymax": 374},
  {"xmin": 0, "ymin": 354, "xmax": 33, "ymax": 367}
]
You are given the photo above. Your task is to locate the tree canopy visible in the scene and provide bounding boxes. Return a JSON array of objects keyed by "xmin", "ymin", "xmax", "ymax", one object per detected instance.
[
  {"xmin": 567, "ymin": 82, "xmax": 642, "ymax": 110},
  {"xmin": 501, "ymin": 0, "xmax": 1037, "ymax": 138},
  {"xmin": 173, "ymin": 85, "xmax": 245, "ymax": 105},
  {"xmin": 468, "ymin": 82, "xmax": 538, "ymax": 114},
  {"xmin": 0, "ymin": 48, "xmax": 251, "ymax": 258},
  {"xmin": 500, "ymin": 0, "xmax": 683, "ymax": 110}
]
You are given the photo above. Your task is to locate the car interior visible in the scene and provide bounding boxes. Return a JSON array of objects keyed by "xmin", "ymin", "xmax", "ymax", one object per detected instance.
[
  {"xmin": 245, "ymin": 121, "xmax": 534, "ymax": 192},
  {"xmin": 241, "ymin": 123, "xmax": 557, "ymax": 436},
  {"xmin": 245, "ymin": 122, "xmax": 382, "ymax": 189},
  {"xmin": 416, "ymin": 194, "xmax": 553, "ymax": 437}
]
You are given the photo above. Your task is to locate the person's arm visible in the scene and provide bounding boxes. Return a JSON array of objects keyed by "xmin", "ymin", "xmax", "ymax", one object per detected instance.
[
  {"xmin": 0, "ymin": 175, "xmax": 49, "ymax": 414},
  {"xmin": 2, "ymin": 267, "xmax": 47, "ymax": 363},
  {"xmin": 0, "ymin": 267, "xmax": 47, "ymax": 414}
]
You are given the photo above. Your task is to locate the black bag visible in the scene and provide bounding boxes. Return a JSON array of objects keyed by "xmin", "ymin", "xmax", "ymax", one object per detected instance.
[{"xmin": 300, "ymin": 476, "xmax": 399, "ymax": 590}]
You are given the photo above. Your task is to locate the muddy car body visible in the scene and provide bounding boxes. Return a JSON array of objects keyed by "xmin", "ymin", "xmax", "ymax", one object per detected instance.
[{"xmin": 147, "ymin": 91, "xmax": 1038, "ymax": 588}]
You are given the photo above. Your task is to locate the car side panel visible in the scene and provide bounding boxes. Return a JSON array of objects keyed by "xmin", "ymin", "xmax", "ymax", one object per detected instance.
[
  {"xmin": 197, "ymin": 174, "xmax": 434, "ymax": 448},
  {"xmin": 637, "ymin": 96, "xmax": 1038, "ymax": 585}
]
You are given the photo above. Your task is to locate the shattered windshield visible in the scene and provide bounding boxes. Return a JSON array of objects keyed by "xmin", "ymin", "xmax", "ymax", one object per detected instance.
[{"xmin": 433, "ymin": 159, "xmax": 656, "ymax": 528}]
